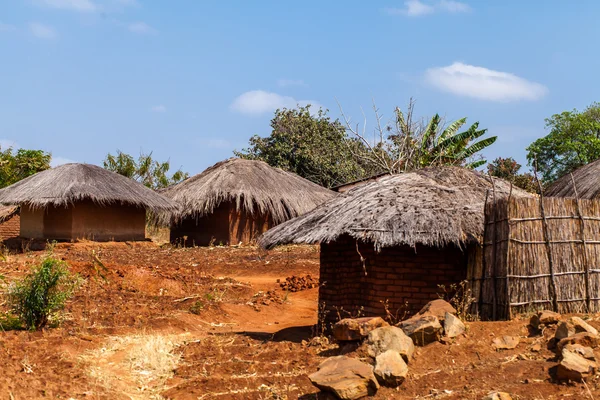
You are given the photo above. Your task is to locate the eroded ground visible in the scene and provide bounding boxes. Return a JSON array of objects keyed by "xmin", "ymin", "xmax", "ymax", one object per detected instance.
[{"xmin": 0, "ymin": 242, "xmax": 598, "ymax": 399}]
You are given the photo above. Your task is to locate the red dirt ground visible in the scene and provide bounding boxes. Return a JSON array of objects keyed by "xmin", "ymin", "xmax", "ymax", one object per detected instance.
[{"xmin": 0, "ymin": 242, "xmax": 598, "ymax": 399}]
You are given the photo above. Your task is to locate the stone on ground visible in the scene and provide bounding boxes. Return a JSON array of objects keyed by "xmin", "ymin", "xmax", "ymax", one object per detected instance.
[
  {"xmin": 492, "ymin": 336, "xmax": 520, "ymax": 350},
  {"xmin": 333, "ymin": 317, "xmax": 389, "ymax": 342},
  {"xmin": 416, "ymin": 299, "xmax": 456, "ymax": 322},
  {"xmin": 374, "ymin": 349, "xmax": 408, "ymax": 387},
  {"xmin": 555, "ymin": 321, "xmax": 576, "ymax": 341},
  {"xmin": 563, "ymin": 343, "xmax": 596, "ymax": 361},
  {"xmin": 557, "ymin": 332, "xmax": 599, "ymax": 352},
  {"xmin": 482, "ymin": 392, "xmax": 512, "ymax": 400},
  {"xmin": 366, "ymin": 326, "xmax": 415, "ymax": 363},
  {"xmin": 308, "ymin": 356, "xmax": 379, "ymax": 400},
  {"xmin": 556, "ymin": 348, "xmax": 598, "ymax": 382},
  {"xmin": 569, "ymin": 316, "xmax": 599, "ymax": 336},
  {"xmin": 398, "ymin": 315, "xmax": 443, "ymax": 346},
  {"xmin": 530, "ymin": 310, "xmax": 561, "ymax": 330},
  {"xmin": 443, "ymin": 312, "xmax": 465, "ymax": 338}
]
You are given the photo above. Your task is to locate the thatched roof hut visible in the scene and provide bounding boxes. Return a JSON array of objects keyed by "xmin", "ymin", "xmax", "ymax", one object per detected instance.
[
  {"xmin": 260, "ymin": 166, "xmax": 531, "ymax": 250},
  {"xmin": 161, "ymin": 158, "xmax": 336, "ymax": 246},
  {"xmin": 260, "ymin": 166, "xmax": 533, "ymax": 320},
  {"xmin": 0, "ymin": 163, "xmax": 177, "ymax": 241},
  {"xmin": 545, "ymin": 159, "xmax": 600, "ymax": 199},
  {"xmin": 0, "ymin": 205, "xmax": 20, "ymax": 241}
]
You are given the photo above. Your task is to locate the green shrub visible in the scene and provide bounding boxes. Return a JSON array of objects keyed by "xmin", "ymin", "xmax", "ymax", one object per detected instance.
[{"xmin": 7, "ymin": 257, "xmax": 80, "ymax": 330}]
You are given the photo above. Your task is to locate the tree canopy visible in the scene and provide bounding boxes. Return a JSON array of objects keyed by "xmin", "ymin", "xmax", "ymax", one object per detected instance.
[
  {"xmin": 103, "ymin": 150, "xmax": 188, "ymax": 190},
  {"xmin": 0, "ymin": 147, "xmax": 52, "ymax": 188},
  {"xmin": 487, "ymin": 157, "xmax": 538, "ymax": 193},
  {"xmin": 527, "ymin": 102, "xmax": 600, "ymax": 183}
]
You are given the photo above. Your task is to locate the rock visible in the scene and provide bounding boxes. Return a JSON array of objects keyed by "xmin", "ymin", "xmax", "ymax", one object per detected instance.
[
  {"xmin": 309, "ymin": 356, "xmax": 379, "ymax": 399},
  {"xmin": 564, "ymin": 344, "xmax": 596, "ymax": 361},
  {"xmin": 416, "ymin": 299, "xmax": 456, "ymax": 322},
  {"xmin": 530, "ymin": 343, "xmax": 542, "ymax": 352},
  {"xmin": 398, "ymin": 315, "xmax": 443, "ymax": 346},
  {"xmin": 366, "ymin": 326, "xmax": 415, "ymax": 363},
  {"xmin": 569, "ymin": 317, "xmax": 599, "ymax": 336},
  {"xmin": 555, "ymin": 321, "xmax": 576, "ymax": 341},
  {"xmin": 443, "ymin": 312, "xmax": 465, "ymax": 338},
  {"xmin": 333, "ymin": 317, "xmax": 389, "ymax": 342},
  {"xmin": 530, "ymin": 310, "xmax": 561, "ymax": 330},
  {"xmin": 492, "ymin": 336, "xmax": 520, "ymax": 350},
  {"xmin": 557, "ymin": 332, "xmax": 599, "ymax": 352},
  {"xmin": 482, "ymin": 392, "xmax": 512, "ymax": 400},
  {"xmin": 556, "ymin": 348, "xmax": 597, "ymax": 382},
  {"xmin": 374, "ymin": 350, "xmax": 408, "ymax": 387}
]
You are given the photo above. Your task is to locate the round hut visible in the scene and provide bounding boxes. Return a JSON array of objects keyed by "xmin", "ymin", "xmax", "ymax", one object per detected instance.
[
  {"xmin": 160, "ymin": 158, "xmax": 337, "ymax": 246},
  {"xmin": 260, "ymin": 166, "xmax": 532, "ymax": 321},
  {"xmin": 545, "ymin": 158, "xmax": 600, "ymax": 198},
  {"xmin": 0, "ymin": 163, "xmax": 177, "ymax": 242}
]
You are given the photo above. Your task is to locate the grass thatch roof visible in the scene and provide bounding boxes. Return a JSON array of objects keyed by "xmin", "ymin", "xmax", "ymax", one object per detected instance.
[
  {"xmin": 0, "ymin": 163, "xmax": 177, "ymax": 212},
  {"xmin": 159, "ymin": 158, "xmax": 336, "ymax": 224},
  {"xmin": 545, "ymin": 159, "xmax": 600, "ymax": 199},
  {"xmin": 260, "ymin": 166, "xmax": 533, "ymax": 250},
  {"xmin": 0, "ymin": 205, "xmax": 18, "ymax": 223}
]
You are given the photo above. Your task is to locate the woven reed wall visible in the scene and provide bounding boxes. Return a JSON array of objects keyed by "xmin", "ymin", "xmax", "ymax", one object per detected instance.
[{"xmin": 477, "ymin": 196, "xmax": 600, "ymax": 320}]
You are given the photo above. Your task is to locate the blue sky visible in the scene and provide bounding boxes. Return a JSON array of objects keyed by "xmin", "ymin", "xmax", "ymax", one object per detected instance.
[{"xmin": 1, "ymin": 0, "xmax": 598, "ymax": 174}]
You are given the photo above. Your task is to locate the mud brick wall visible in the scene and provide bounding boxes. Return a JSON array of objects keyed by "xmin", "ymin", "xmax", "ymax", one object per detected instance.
[
  {"xmin": 0, "ymin": 215, "xmax": 20, "ymax": 241},
  {"xmin": 319, "ymin": 235, "xmax": 467, "ymax": 323}
]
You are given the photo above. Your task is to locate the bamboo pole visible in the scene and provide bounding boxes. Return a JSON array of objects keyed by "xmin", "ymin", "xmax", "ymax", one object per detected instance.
[
  {"xmin": 570, "ymin": 172, "xmax": 591, "ymax": 312},
  {"xmin": 479, "ymin": 189, "xmax": 490, "ymax": 318},
  {"xmin": 505, "ymin": 183, "xmax": 513, "ymax": 319},
  {"xmin": 490, "ymin": 177, "xmax": 498, "ymax": 320}
]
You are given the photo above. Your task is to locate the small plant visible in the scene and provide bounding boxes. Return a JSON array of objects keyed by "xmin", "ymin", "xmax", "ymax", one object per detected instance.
[
  {"xmin": 437, "ymin": 280, "xmax": 478, "ymax": 321},
  {"xmin": 380, "ymin": 299, "xmax": 409, "ymax": 325},
  {"xmin": 189, "ymin": 300, "xmax": 204, "ymax": 315},
  {"xmin": 6, "ymin": 256, "xmax": 81, "ymax": 330}
]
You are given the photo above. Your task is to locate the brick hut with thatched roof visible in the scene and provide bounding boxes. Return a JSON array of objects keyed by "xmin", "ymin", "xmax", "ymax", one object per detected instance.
[
  {"xmin": 0, "ymin": 163, "xmax": 177, "ymax": 241},
  {"xmin": 160, "ymin": 158, "xmax": 337, "ymax": 246},
  {"xmin": 260, "ymin": 166, "xmax": 532, "ymax": 322},
  {"xmin": 0, "ymin": 206, "xmax": 20, "ymax": 241},
  {"xmin": 545, "ymin": 158, "xmax": 600, "ymax": 199}
]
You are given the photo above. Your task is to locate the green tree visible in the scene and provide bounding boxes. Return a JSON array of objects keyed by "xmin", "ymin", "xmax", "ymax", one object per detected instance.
[
  {"xmin": 103, "ymin": 150, "xmax": 189, "ymax": 189},
  {"xmin": 487, "ymin": 157, "xmax": 538, "ymax": 193},
  {"xmin": 526, "ymin": 102, "xmax": 600, "ymax": 183},
  {"xmin": 0, "ymin": 148, "xmax": 52, "ymax": 188},
  {"xmin": 235, "ymin": 105, "xmax": 372, "ymax": 188}
]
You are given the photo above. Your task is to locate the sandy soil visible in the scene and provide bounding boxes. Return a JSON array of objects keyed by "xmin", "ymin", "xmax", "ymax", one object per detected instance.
[{"xmin": 0, "ymin": 242, "xmax": 598, "ymax": 399}]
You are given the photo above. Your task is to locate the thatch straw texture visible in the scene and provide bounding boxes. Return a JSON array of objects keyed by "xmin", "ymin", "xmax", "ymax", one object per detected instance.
[
  {"xmin": 546, "ymin": 158, "xmax": 600, "ymax": 198},
  {"xmin": 0, "ymin": 205, "xmax": 18, "ymax": 223},
  {"xmin": 0, "ymin": 163, "xmax": 177, "ymax": 212},
  {"xmin": 159, "ymin": 158, "xmax": 336, "ymax": 224},
  {"xmin": 479, "ymin": 196, "xmax": 600, "ymax": 320},
  {"xmin": 260, "ymin": 166, "xmax": 533, "ymax": 250}
]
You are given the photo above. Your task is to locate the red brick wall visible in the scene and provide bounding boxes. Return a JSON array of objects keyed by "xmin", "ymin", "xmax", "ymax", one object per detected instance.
[
  {"xmin": 0, "ymin": 214, "xmax": 20, "ymax": 241},
  {"xmin": 319, "ymin": 235, "xmax": 467, "ymax": 323}
]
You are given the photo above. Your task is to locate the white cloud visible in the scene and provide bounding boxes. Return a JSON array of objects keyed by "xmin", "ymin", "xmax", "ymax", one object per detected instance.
[
  {"xmin": 128, "ymin": 22, "xmax": 157, "ymax": 35},
  {"xmin": 150, "ymin": 105, "xmax": 166, "ymax": 113},
  {"xmin": 277, "ymin": 79, "xmax": 307, "ymax": 88},
  {"xmin": 29, "ymin": 23, "xmax": 58, "ymax": 39},
  {"xmin": 37, "ymin": 0, "xmax": 98, "ymax": 12},
  {"xmin": 425, "ymin": 62, "xmax": 548, "ymax": 102},
  {"xmin": 230, "ymin": 90, "xmax": 321, "ymax": 116},
  {"xmin": 385, "ymin": 0, "xmax": 470, "ymax": 17},
  {"xmin": 51, "ymin": 156, "xmax": 76, "ymax": 167}
]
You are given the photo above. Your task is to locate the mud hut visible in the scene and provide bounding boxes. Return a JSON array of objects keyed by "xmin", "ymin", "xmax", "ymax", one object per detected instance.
[
  {"xmin": 260, "ymin": 167, "xmax": 532, "ymax": 321},
  {"xmin": 0, "ymin": 206, "xmax": 20, "ymax": 241},
  {"xmin": 546, "ymin": 158, "xmax": 600, "ymax": 199},
  {"xmin": 160, "ymin": 158, "xmax": 337, "ymax": 246},
  {"xmin": 0, "ymin": 163, "xmax": 177, "ymax": 241}
]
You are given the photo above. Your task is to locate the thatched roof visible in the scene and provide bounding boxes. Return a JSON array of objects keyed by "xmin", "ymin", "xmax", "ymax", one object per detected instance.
[
  {"xmin": 159, "ymin": 158, "xmax": 336, "ymax": 223},
  {"xmin": 260, "ymin": 166, "xmax": 534, "ymax": 250},
  {"xmin": 0, "ymin": 163, "xmax": 177, "ymax": 212},
  {"xmin": 0, "ymin": 205, "xmax": 18, "ymax": 223},
  {"xmin": 545, "ymin": 159, "xmax": 600, "ymax": 199}
]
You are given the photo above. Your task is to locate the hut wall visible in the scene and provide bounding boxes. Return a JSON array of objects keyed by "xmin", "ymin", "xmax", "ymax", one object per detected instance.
[
  {"xmin": 479, "ymin": 197, "xmax": 600, "ymax": 320},
  {"xmin": 0, "ymin": 214, "xmax": 20, "ymax": 241},
  {"xmin": 71, "ymin": 200, "xmax": 146, "ymax": 241},
  {"xmin": 319, "ymin": 235, "xmax": 467, "ymax": 323},
  {"xmin": 20, "ymin": 205, "xmax": 48, "ymax": 239},
  {"xmin": 171, "ymin": 201, "xmax": 274, "ymax": 246}
]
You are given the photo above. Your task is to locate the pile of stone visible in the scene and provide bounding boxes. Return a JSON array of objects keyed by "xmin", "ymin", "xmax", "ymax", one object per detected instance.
[
  {"xmin": 278, "ymin": 274, "xmax": 318, "ymax": 292},
  {"xmin": 308, "ymin": 299, "xmax": 467, "ymax": 399},
  {"xmin": 529, "ymin": 310, "xmax": 599, "ymax": 382}
]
